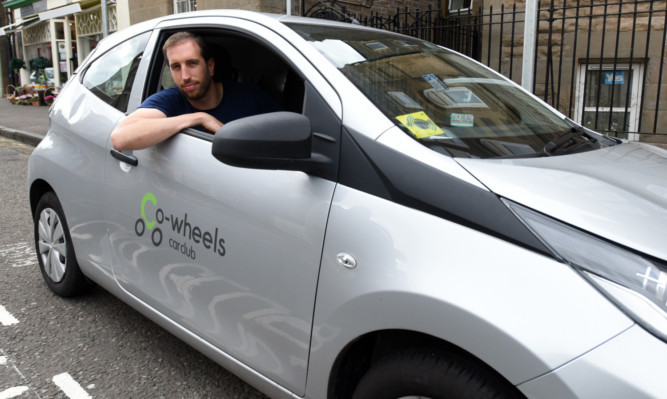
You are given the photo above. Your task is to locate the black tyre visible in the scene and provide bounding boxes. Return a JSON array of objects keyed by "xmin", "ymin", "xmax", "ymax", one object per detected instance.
[
  {"xmin": 34, "ymin": 191, "xmax": 91, "ymax": 297},
  {"xmin": 351, "ymin": 347, "xmax": 522, "ymax": 399}
]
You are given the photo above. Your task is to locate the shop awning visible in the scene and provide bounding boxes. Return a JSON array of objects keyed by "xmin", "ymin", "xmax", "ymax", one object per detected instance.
[
  {"xmin": 0, "ymin": 16, "xmax": 37, "ymax": 36},
  {"xmin": 39, "ymin": 3, "xmax": 82, "ymax": 21},
  {"xmin": 2, "ymin": 0, "xmax": 40, "ymax": 10}
]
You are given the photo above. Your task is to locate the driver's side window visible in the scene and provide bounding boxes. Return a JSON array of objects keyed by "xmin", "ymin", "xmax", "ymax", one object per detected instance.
[
  {"xmin": 82, "ymin": 32, "xmax": 151, "ymax": 113},
  {"xmin": 151, "ymin": 30, "xmax": 305, "ymax": 114}
]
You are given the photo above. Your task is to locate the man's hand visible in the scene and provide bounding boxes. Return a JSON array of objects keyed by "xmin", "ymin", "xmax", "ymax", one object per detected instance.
[{"xmin": 200, "ymin": 112, "xmax": 224, "ymax": 133}]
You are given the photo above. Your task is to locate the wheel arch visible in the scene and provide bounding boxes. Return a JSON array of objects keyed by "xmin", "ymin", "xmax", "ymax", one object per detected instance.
[
  {"xmin": 29, "ymin": 179, "xmax": 55, "ymax": 216},
  {"xmin": 327, "ymin": 329, "xmax": 522, "ymax": 399}
]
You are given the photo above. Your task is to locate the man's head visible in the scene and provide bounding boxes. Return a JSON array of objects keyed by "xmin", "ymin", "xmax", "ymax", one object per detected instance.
[
  {"xmin": 162, "ymin": 32, "xmax": 210, "ymax": 61},
  {"xmin": 163, "ymin": 32, "xmax": 215, "ymax": 102}
]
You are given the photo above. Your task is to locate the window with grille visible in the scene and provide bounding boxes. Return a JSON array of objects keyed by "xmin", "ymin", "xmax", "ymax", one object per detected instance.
[
  {"xmin": 174, "ymin": 0, "xmax": 197, "ymax": 13},
  {"xmin": 449, "ymin": 0, "xmax": 472, "ymax": 12},
  {"xmin": 575, "ymin": 63, "xmax": 643, "ymax": 140}
]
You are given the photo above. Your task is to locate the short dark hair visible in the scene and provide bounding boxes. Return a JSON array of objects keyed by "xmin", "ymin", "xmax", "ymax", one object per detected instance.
[{"xmin": 162, "ymin": 32, "xmax": 210, "ymax": 62}]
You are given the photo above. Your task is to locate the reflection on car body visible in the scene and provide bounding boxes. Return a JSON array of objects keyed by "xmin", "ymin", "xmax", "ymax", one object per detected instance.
[{"xmin": 28, "ymin": 9, "xmax": 667, "ymax": 399}]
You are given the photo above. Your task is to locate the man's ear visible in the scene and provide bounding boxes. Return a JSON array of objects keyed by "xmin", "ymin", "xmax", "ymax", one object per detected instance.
[{"xmin": 208, "ymin": 57, "xmax": 215, "ymax": 77}]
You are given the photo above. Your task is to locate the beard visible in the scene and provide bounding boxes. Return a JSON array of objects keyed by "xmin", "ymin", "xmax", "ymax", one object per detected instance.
[{"xmin": 180, "ymin": 74, "xmax": 213, "ymax": 101}]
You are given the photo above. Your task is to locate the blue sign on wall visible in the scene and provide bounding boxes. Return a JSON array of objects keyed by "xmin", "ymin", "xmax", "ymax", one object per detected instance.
[{"xmin": 605, "ymin": 71, "xmax": 625, "ymax": 85}]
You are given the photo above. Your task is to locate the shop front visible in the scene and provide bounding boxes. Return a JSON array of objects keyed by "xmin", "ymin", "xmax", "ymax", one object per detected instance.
[{"xmin": 3, "ymin": 0, "xmax": 117, "ymax": 90}]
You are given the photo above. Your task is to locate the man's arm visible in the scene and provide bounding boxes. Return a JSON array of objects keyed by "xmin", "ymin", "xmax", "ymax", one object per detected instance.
[{"xmin": 110, "ymin": 108, "xmax": 223, "ymax": 151}]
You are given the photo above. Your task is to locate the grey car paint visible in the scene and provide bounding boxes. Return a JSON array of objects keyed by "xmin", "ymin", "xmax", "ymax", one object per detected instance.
[
  {"xmin": 457, "ymin": 143, "xmax": 667, "ymax": 261},
  {"xmin": 28, "ymin": 9, "xmax": 667, "ymax": 399}
]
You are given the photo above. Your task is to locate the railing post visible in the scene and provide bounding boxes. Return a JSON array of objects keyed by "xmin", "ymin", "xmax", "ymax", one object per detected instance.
[{"xmin": 522, "ymin": 0, "xmax": 539, "ymax": 91}]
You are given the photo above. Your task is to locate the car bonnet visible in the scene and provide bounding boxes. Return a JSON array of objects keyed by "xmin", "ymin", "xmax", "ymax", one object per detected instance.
[{"xmin": 456, "ymin": 142, "xmax": 667, "ymax": 261}]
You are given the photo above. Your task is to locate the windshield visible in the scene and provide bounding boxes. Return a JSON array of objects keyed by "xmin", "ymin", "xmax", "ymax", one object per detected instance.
[{"xmin": 286, "ymin": 23, "xmax": 602, "ymax": 159}]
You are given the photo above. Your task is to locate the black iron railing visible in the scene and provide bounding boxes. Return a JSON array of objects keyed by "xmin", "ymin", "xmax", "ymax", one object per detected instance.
[{"xmin": 307, "ymin": 0, "xmax": 667, "ymax": 138}]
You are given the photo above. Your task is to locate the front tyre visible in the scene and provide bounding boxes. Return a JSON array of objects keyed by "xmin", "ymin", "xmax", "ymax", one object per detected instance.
[
  {"xmin": 34, "ymin": 191, "xmax": 91, "ymax": 297},
  {"xmin": 351, "ymin": 347, "xmax": 523, "ymax": 399}
]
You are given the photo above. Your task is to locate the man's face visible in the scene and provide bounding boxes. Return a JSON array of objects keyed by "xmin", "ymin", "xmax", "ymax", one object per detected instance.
[{"xmin": 166, "ymin": 40, "xmax": 215, "ymax": 101}]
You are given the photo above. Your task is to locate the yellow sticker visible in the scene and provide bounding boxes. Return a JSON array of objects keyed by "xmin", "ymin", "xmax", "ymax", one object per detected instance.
[{"xmin": 395, "ymin": 111, "xmax": 444, "ymax": 139}]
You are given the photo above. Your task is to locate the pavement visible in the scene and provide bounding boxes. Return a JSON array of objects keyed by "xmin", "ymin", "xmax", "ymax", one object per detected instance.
[{"xmin": 0, "ymin": 96, "xmax": 50, "ymax": 146}]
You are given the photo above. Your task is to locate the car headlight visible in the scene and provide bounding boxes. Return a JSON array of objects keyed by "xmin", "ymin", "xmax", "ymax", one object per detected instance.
[{"xmin": 504, "ymin": 199, "xmax": 667, "ymax": 342}]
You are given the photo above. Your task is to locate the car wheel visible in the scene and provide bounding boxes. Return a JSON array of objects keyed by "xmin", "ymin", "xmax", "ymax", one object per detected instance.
[
  {"xmin": 34, "ymin": 191, "xmax": 91, "ymax": 297},
  {"xmin": 351, "ymin": 347, "xmax": 521, "ymax": 399}
]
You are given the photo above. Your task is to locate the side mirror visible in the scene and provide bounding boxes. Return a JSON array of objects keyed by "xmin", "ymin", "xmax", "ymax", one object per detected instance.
[{"xmin": 212, "ymin": 111, "xmax": 318, "ymax": 172}]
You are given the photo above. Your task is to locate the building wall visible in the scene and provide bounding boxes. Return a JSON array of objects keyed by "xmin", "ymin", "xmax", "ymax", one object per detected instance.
[
  {"xmin": 200, "ymin": 0, "xmax": 286, "ymax": 13},
  {"xmin": 124, "ymin": 0, "xmax": 289, "ymax": 25},
  {"xmin": 128, "ymin": 0, "xmax": 172, "ymax": 25},
  {"xmin": 476, "ymin": 0, "xmax": 666, "ymax": 135},
  {"xmin": 302, "ymin": 0, "xmax": 440, "ymax": 19}
]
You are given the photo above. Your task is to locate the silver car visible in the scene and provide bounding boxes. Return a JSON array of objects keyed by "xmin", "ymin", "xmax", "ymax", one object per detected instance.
[{"xmin": 27, "ymin": 10, "xmax": 667, "ymax": 399}]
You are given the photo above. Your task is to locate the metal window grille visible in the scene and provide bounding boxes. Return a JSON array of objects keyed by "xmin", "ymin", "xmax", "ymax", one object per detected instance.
[
  {"xmin": 575, "ymin": 63, "xmax": 644, "ymax": 140},
  {"xmin": 174, "ymin": 0, "xmax": 197, "ymax": 13}
]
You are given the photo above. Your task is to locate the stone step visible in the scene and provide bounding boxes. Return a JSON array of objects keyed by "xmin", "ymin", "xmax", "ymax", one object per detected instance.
[{"xmin": 639, "ymin": 134, "xmax": 667, "ymax": 144}]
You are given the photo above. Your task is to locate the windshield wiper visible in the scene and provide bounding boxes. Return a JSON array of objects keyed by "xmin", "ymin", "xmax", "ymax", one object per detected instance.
[
  {"xmin": 543, "ymin": 119, "xmax": 618, "ymax": 156},
  {"xmin": 542, "ymin": 130, "xmax": 594, "ymax": 156}
]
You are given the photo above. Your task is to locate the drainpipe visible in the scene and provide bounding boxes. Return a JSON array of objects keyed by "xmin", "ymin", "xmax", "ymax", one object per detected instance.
[
  {"xmin": 521, "ymin": 0, "xmax": 538, "ymax": 91},
  {"xmin": 101, "ymin": 0, "xmax": 109, "ymax": 37}
]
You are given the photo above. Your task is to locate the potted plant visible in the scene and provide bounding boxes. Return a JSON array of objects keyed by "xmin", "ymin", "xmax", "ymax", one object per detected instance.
[
  {"xmin": 44, "ymin": 94, "xmax": 56, "ymax": 106},
  {"xmin": 17, "ymin": 94, "xmax": 31, "ymax": 105},
  {"xmin": 9, "ymin": 57, "xmax": 25, "ymax": 86}
]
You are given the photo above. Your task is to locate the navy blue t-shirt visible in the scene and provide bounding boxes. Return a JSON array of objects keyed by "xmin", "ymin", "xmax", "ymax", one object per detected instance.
[{"xmin": 139, "ymin": 81, "xmax": 280, "ymax": 131}]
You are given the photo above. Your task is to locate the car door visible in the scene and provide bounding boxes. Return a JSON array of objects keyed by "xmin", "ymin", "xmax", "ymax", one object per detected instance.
[
  {"xmin": 103, "ymin": 17, "xmax": 342, "ymax": 395},
  {"xmin": 41, "ymin": 30, "xmax": 151, "ymax": 279}
]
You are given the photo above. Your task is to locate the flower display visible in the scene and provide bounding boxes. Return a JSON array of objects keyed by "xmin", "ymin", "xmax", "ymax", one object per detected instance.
[{"xmin": 6, "ymin": 83, "xmax": 58, "ymax": 105}]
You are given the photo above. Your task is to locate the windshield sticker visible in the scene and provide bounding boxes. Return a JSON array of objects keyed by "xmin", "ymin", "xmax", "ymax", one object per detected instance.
[
  {"xmin": 388, "ymin": 91, "xmax": 422, "ymax": 109},
  {"xmin": 451, "ymin": 113, "xmax": 474, "ymax": 127},
  {"xmin": 423, "ymin": 73, "xmax": 448, "ymax": 92},
  {"xmin": 135, "ymin": 192, "xmax": 226, "ymax": 260},
  {"xmin": 396, "ymin": 111, "xmax": 444, "ymax": 139}
]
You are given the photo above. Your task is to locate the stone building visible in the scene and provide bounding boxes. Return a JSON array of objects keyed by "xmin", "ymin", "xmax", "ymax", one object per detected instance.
[{"xmin": 485, "ymin": 0, "xmax": 666, "ymax": 138}]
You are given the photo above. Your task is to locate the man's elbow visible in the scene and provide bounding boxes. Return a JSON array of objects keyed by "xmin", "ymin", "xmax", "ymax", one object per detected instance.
[{"xmin": 110, "ymin": 130, "xmax": 130, "ymax": 151}]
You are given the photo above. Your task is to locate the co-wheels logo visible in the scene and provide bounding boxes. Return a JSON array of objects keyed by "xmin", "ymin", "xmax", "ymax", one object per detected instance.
[{"xmin": 134, "ymin": 192, "xmax": 226, "ymax": 260}]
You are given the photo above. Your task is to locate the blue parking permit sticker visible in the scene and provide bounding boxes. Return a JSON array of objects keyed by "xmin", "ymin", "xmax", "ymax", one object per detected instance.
[
  {"xmin": 423, "ymin": 74, "xmax": 448, "ymax": 92},
  {"xmin": 451, "ymin": 113, "xmax": 474, "ymax": 127}
]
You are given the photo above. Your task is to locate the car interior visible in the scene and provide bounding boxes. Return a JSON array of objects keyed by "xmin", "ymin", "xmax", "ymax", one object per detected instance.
[{"xmin": 152, "ymin": 29, "xmax": 305, "ymax": 115}]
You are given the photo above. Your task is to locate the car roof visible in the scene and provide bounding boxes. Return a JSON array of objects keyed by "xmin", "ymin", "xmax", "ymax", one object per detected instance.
[{"xmin": 95, "ymin": 9, "xmax": 382, "ymax": 52}]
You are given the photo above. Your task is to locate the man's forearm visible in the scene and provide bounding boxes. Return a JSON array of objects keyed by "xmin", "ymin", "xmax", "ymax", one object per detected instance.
[{"xmin": 111, "ymin": 112, "xmax": 209, "ymax": 151}]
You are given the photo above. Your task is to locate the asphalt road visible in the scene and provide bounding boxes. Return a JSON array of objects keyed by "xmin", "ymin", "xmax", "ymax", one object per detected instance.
[{"xmin": 0, "ymin": 137, "xmax": 268, "ymax": 398}]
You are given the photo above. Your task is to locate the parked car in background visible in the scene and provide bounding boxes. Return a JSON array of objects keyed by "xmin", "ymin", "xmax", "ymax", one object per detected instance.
[
  {"xmin": 27, "ymin": 10, "xmax": 667, "ymax": 399},
  {"xmin": 29, "ymin": 67, "xmax": 55, "ymax": 87}
]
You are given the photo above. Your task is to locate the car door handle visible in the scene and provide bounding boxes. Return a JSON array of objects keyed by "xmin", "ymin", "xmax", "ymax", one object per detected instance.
[{"xmin": 110, "ymin": 149, "xmax": 138, "ymax": 166}]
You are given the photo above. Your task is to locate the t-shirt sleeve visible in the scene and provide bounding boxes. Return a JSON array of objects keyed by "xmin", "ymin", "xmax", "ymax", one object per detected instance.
[{"xmin": 138, "ymin": 88, "xmax": 187, "ymax": 117}]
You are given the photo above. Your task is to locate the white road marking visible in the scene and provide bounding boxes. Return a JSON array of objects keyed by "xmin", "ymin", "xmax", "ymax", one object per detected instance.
[
  {"xmin": 0, "ymin": 242, "xmax": 36, "ymax": 268},
  {"xmin": 0, "ymin": 386, "xmax": 29, "ymax": 399},
  {"xmin": 52, "ymin": 373, "xmax": 91, "ymax": 399},
  {"xmin": 0, "ymin": 355, "xmax": 6, "ymax": 365},
  {"xmin": 0, "ymin": 306, "xmax": 19, "ymax": 326}
]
